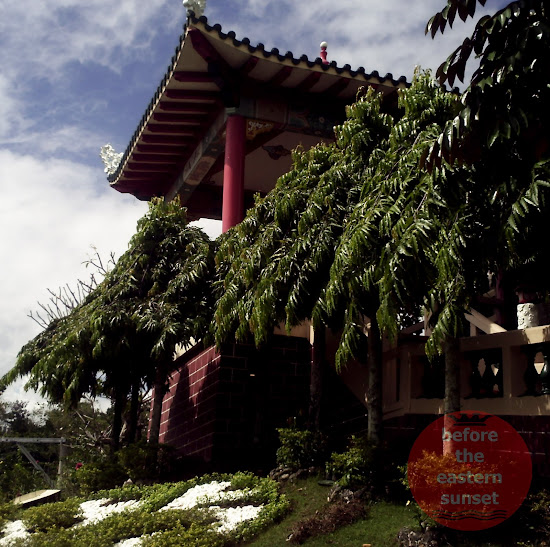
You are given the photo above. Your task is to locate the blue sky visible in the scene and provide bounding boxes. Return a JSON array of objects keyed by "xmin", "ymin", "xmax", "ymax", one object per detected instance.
[{"xmin": 0, "ymin": 0, "xmax": 504, "ymax": 406}]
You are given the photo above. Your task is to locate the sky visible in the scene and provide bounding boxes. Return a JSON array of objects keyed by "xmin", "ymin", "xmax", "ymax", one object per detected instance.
[{"xmin": 0, "ymin": 0, "xmax": 505, "ymax": 408}]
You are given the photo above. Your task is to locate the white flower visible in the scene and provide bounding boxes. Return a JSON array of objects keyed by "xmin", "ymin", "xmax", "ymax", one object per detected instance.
[
  {"xmin": 160, "ymin": 481, "xmax": 231, "ymax": 511},
  {"xmin": 210, "ymin": 505, "xmax": 264, "ymax": 533},
  {"xmin": 77, "ymin": 498, "xmax": 142, "ymax": 527},
  {"xmin": 0, "ymin": 520, "xmax": 30, "ymax": 545},
  {"xmin": 114, "ymin": 537, "xmax": 143, "ymax": 547}
]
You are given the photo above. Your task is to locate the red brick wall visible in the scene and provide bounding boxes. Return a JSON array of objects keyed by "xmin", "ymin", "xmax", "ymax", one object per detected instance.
[
  {"xmin": 152, "ymin": 336, "xmax": 312, "ymax": 469},
  {"xmin": 384, "ymin": 413, "xmax": 550, "ymax": 477},
  {"xmin": 158, "ymin": 346, "xmax": 220, "ymax": 461}
]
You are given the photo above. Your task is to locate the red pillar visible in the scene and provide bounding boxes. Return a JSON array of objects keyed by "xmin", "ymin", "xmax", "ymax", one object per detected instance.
[{"xmin": 222, "ymin": 114, "xmax": 246, "ymax": 232}]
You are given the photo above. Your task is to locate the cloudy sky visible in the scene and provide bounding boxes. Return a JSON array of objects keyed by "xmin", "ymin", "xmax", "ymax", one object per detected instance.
[{"xmin": 0, "ymin": 0, "xmax": 504, "ymax": 407}]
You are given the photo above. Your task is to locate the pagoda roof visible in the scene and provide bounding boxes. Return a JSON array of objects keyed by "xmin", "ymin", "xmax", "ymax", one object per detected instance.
[{"xmin": 108, "ymin": 11, "xmax": 409, "ymax": 202}]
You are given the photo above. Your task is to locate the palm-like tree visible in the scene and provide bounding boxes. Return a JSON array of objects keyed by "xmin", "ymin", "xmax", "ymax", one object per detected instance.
[{"xmin": 2, "ymin": 199, "xmax": 215, "ymax": 448}]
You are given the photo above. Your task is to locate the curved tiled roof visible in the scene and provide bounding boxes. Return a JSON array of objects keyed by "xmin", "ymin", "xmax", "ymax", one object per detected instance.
[{"xmin": 108, "ymin": 11, "xmax": 409, "ymax": 199}]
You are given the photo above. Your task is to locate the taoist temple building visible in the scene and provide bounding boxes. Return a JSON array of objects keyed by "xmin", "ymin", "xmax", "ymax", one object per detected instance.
[{"xmin": 107, "ymin": 10, "xmax": 550, "ymax": 473}]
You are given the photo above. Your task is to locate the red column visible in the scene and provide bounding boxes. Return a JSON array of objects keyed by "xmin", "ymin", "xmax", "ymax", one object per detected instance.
[{"xmin": 222, "ymin": 114, "xmax": 246, "ymax": 232}]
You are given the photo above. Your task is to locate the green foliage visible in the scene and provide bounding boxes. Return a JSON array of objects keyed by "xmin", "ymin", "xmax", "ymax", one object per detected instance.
[
  {"xmin": 1, "ymin": 473, "xmax": 289, "ymax": 546},
  {"xmin": 1, "ymin": 198, "xmax": 216, "ymax": 446},
  {"xmin": 326, "ymin": 435, "xmax": 376, "ymax": 488},
  {"xmin": 426, "ymin": 1, "xmax": 550, "ymax": 170},
  {"xmin": 0, "ymin": 501, "xmax": 19, "ymax": 530},
  {"xmin": 22, "ymin": 498, "xmax": 83, "ymax": 532},
  {"xmin": 73, "ymin": 461, "xmax": 126, "ymax": 495},
  {"xmin": 276, "ymin": 428, "xmax": 325, "ymax": 469},
  {"xmin": 518, "ymin": 487, "xmax": 550, "ymax": 538},
  {"xmin": 116, "ymin": 441, "xmax": 176, "ymax": 482},
  {"xmin": 71, "ymin": 507, "xmax": 217, "ymax": 547},
  {"xmin": 142, "ymin": 523, "xmax": 225, "ymax": 547}
]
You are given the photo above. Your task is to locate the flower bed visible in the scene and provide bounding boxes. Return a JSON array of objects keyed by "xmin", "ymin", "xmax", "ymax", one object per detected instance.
[{"xmin": 0, "ymin": 473, "xmax": 289, "ymax": 546}]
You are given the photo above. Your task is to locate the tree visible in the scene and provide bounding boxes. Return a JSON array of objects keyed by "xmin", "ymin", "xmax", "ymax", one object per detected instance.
[
  {"xmin": 424, "ymin": 1, "xmax": 550, "ymax": 299},
  {"xmin": 213, "ymin": 79, "xmax": 457, "ymax": 440},
  {"xmin": 426, "ymin": 0, "xmax": 550, "ymax": 169},
  {"xmin": 421, "ymin": 0, "xmax": 550, "ymax": 419},
  {"xmin": 214, "ymin": 142, "xmax": 344, "ymax": 430},
  {"xmin": 1, "ymin": 199, "xmax": 215, "ymax": 448},
  {"xmin": 27, "ymin": 249, "xmax": 115, "ymax": 330},
  {"xmin": 322, "ymin": 74, "xmax": 465, "ymax": 439},
  {"xmin": 98, "ymin": 198, "xmax": 215, "ymax": 445}
]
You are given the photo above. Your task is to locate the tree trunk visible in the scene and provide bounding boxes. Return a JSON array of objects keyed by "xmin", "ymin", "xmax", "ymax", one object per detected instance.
[
  {"xmin": 309, "ymin": 326, "xmax": 325, "ymax": 432},
  {"xmin": 111, "ymin": 387, "xmax": 126, "ymax": 452},
  {"xmin": 124, "ymin": 376, "xmax": 141, "ymax": 443},
  {"xmin": 367, "ymin": 316, "xmax": 383, "ymax": 444},
  {"xmin": 148, "ymin": 366, "xmax": 168, "ymax": 445},
  {"xmin": 443, "ymin": 335, "xmax": 461, "ymax": 455}
]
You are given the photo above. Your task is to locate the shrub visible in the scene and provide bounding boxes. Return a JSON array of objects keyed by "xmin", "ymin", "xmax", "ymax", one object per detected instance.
[
  {"xmin": 142, "ymin": 522, "xmax": 224, "ymax": 547},
  {"xmin": 116, "ymin": 441, "xmax": 176, "ymax": 481},
  {"xmin": 276, "ymin": 428, "xmax": 325, "ymax": 469},
  {"xmin": 74, "ymin": 461, "xmax": 126, "ymax": 494},
  {"xmin": 0, "ymin": 501, "xmax": 19, "ymax": 530},
  {"xmin": 22, "ymin": 498, "xmax": 83, "ymax": 532},
  {"xmin": 288, "ymin": 499, "xmax": 368, "ymax": 544},
  {"xmin": 326, "ymin": 435, "xmax": 376, "ymax": 488},
  {"xmin": 71, "ymin": 507, "xmax": 217, "ymax": 546}
]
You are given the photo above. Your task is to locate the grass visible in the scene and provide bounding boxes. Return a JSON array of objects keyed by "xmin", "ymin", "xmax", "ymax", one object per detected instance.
[
  {"xmin": 245, "ymin": 477, "xmax": 417, "ymax": 546},
  {"xmin": 245, "ymin": 477, "xmax": 550, "ymax": 547}
]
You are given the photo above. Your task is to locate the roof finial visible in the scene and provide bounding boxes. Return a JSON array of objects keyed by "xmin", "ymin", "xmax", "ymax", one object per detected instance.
[
  {"xmin": 183, "ymin": 0, "xmax": 206, "ymax": 18},
  {"xmin": 320, "ymin": 41, "xmax": 329, "ymax": 65}
]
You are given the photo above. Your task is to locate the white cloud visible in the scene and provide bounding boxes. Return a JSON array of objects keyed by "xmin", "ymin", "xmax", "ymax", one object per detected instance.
[
  {"xmin": 0, "ymin": 150, "xmax": 148, "ymax": 393},
  {"xmin": 0, "ymin": 1, "xmax": 183, "ymax": 81}
]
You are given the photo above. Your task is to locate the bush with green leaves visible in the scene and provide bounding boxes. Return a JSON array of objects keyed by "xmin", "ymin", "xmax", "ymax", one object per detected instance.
[
  {"xmin": 276, "ymin": 428, "xmax": 325, "ymax": 469},
  {"xmin": 73, "ymin": 460, "xmax": 126, "ymax": 494},
  {"xmin": 326, "ymin": 435, "xmax": 376, "ymax": 488},
  {"xmin": 0, "ymin": 501, "xmax": 20, "ymax": 530},
  {"xmin": 142, "ymin": 522, "xmax": 225, "ymax": 547},
  {"xmin": 22, "ymin": 498, "xmax": 83, "ymax": 532},
  {"xmin": 4, "ymin": 472, "xmax": 290, "ymax": 546},
  {"xmin": 116, "ymin": 441, "xmax": 176, "ymax": 482}
]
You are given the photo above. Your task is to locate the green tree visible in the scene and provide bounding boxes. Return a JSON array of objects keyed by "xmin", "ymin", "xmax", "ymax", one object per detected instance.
[
  {"xmin": 2, "ymin": 199, "xmax": 215, "ymax": 448},
  {"xmin": 214, "ymin": 80, "xmax": 455, "ymax": 440},
  {"xmin": 97, "ymin": 198, "xmax": 215, "ymax": 445},
  {"xmin": 323, "ymin": 74, "xmax": 464, "ymax": 436},
  {"xmin": 418, "ymin": 0, "xmax": 550, "ymax": 418}
]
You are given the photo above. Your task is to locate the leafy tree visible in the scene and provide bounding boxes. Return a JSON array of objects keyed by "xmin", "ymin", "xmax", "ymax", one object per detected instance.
[
  {"xmin": 214, "ymin": 143, "xmax": 342, "ymax": 430},
  {"xmin": 323, "ymin": 73, "xmax": 465, "ymax": 434},
  {"xmin": 214, "ymin": 78, "xmax": 460, "ymax": 440},
  {"xmin": 95, "ymin": 198, "xmax": 215, "ymax": 445},
  {"xmin": 426, "ymin": 0, "xmax": 550, "ymax": 169},
  {"xmin": 421, "ymin": 0, "xmax": 550, "ymax": 415},
  {"xmin": 1, "ymin": 199, "xmax": 215, "ymax": 448}
]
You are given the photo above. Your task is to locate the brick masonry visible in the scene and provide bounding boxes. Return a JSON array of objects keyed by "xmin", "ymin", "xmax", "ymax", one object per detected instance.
[
  {"xmin": 155, "ymin": 336, "xmax": 312, "ymax": 468},
  {"xmin": 384, "ymin": 413, "xmax": 550, "ymax": 477}
]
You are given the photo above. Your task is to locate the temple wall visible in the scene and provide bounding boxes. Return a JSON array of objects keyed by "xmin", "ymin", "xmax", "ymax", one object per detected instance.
[
  {"xmin": 155, "ymin": 335, "xmax": 311, "ymax": 469},
  {"xmin": 384, "ymin": 413, "xmax": 550, "ymax": 477},
  {"xmin": 159, "ymin": 345, "xmax": 221, "ymax": 461}
]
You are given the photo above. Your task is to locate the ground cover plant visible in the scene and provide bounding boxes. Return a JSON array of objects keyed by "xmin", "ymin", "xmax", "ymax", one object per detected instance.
[{"xmin": 0, "ymin": 472, "xmax": 288, "ymax": 547}]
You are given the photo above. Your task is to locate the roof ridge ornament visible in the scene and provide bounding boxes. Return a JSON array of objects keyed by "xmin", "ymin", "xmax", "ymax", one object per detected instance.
[
  {"xmin": 320, "ymin": 41, "xmax": 329, "ymax": 65},
  {"xmin": 183, "ymin": 0, "xmax": 206, "ymax": 18},
  {"xmin": 100, "ymin": 144, "xmax": 123, "ymax": 175}
]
